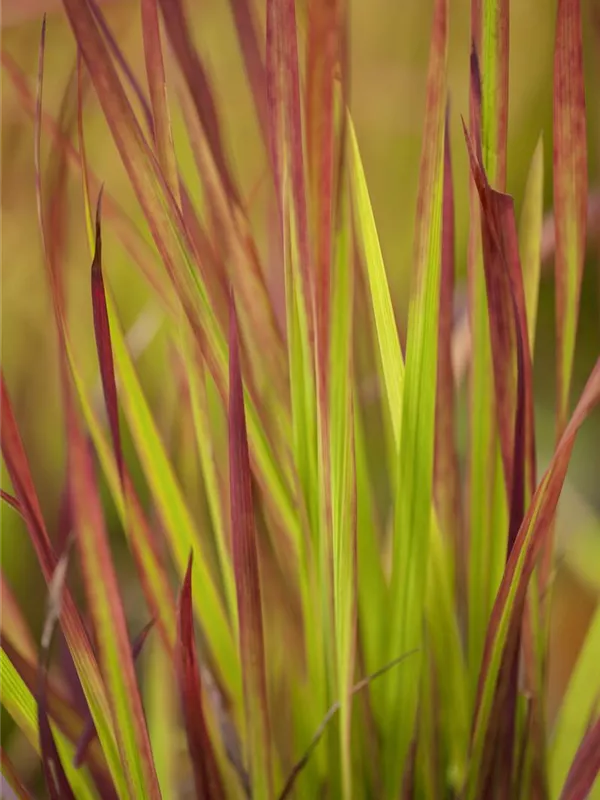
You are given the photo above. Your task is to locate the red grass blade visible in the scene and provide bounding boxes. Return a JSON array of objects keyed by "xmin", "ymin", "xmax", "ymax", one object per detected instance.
[
  {"xmin": 1, "ymin": 635, "xmax": 107, "ymax": 777},
  {"xmin": 266, "ymin": 0, "xmax": 315, "ymax": 336},
  {"xmin": 553, "ymin": 0, "xmax": 588, "ymax": 439},
  {"xmin": 74, "ymin": 620, "xmax": 155, "ymax": 769},
  {"xmin": 434, "ymin": 102, "xmax": 463, "ymax": 560},
  {"xmin": 559, "ymin": 715, "xmax": 600, "ymax": 800},
  {"xmin": 66, "ymin": 390, "xmax": 161, "ymax": 798},
  {"xmin": 306, "ymin": 0, "xmax": 345, "ymax": 367},
  {"xmin": 90, "ymin": 189, "xmax": 124, "ymax": 485},
  {"xmin": 227, "ymin": 0, "xmax": 269, "ymax": 144},
  {"xmin": 0, "ymin": 574, "xmax": 37, "ymax": 663},
  {"xmin": 463, "ymin": 117, "xmax": 536, "ymax": 540},
  {"xmin": 0, "ymin": 52, "xmax": 177, "ymax": 320},
  {"xmin": 229, "ymin": 297, "xmax": 273, "ymax": 798},
  {"xmin": 468, "ymin": 358, "xmax": 600, "ymax": 798},
  {"xmin": 175, "ymin": 554, "xmax": 225, "ymax": 799},
  {"xmin": 1, "ymin": 748, "xmax": 33, "ymax": 800},
  {"xmin": 543, "ymin": 0, "xmax": 589, "ymax": 597},
  {"xmin": 0, "ymin": 490, "xmax": 24, "ymax": 518},
  {"xmin": 140, "ymin": 0, "xmax": 179, "ymax": 200},
  {"xmin": 157, "ymin": 0, "xmax": 237, "ymax": 202},
  {"xmin": 0, "ymin": 380, "xmax": 111, "ymax": 736},
  {"xmin": 37, "ymin": 542, "xmax": 77, "ymax": 800},
  {"xmin": 463, "ymin": 111, "xmax": 539, "ymax": 791}
]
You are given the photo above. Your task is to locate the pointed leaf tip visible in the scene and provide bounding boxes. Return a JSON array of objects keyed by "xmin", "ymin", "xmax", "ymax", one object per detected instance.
[
  {"xmin": 229, "ymin": 297, "xmax": 273, "ymax": 798},
  {"xmin": 176, "ymin": 552, "xmax": 225, "ymax": 799}
]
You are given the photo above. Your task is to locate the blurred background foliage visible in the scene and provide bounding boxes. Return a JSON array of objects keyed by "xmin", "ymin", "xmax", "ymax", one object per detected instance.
[{"xmin": 1, "ymin": 0, "xmax": 599, "ymax": 740}]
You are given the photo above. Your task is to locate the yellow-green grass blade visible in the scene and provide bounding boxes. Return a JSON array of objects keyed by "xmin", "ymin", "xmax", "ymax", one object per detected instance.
[
  {"xmin": 66, "ymin": 380, "xmax": 161, "ymax": 799},
  {"xmin": 145, "ymin": 636, "xmax": 178, "ymax": 798},
  {"xmin": 467, "ymin": 0, "xmax": 510, "ymax": 698},
  {"xmin": 519, "ymin": 136, "xmax": 545, "ymax": 356},
  {"xmin": 348, "ymin": 116, "xmax": 404, "ymax": 449},
  {"xmin": 0, "ymin": 635, "xmax": 107, "ymax": 778},
  {"xmin": 1, "ymin": 379, "xmax": 125, "ymax": 797},
  {"xmin": 1, "ymin": 747, "xmax": 32, "ymax": 800},
  {"xmin": 0, "ymin": 573, "xmax": 37, "ymax": 664},
  {"xmin": 179, "ymin": 333, "xmax": 237, "ymax": 626},
  {"xmin": 0, "ymin": 649, "xmax": 99, "ymax": 800},
  {"xmin": 330, "ymin": 202, "xmax": 356, "ymax": 799},
  {"xmin": 266, "ymin": 3, "xmax": 331, "ymax": 783},
  {"xmin": 466, "ymin": 360, "xmax": 600, "ymax": 800},
  {"xmin": 550, "ymin": 603, "xmax": 600, "ymax": 799},
  {"xmin": 383, "ymin": 1, "xmax": 448, "ymax": 795},
  {"xmin": 354, "ymin": 403, "xmax": 387, "ymax": 678},
  {"xmin": 104, "ymin": 293, "xmax": 240, "ymax": 702},
  {"xmin": 140, "ymin": 0, "xmax": 180, "ymax": 202},
  {"xmin": 62, "ymin": 0, "xmax": 300, "ymax": 563},
  {"xmin": 426, "ymin": 522, "xmax": 469, "ymax": 790}
]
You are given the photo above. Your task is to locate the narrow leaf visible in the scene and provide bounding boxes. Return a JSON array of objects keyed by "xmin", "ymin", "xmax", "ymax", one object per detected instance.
[
  {"xmin": 466, "ymin": 359, "xmax": 600, "ymax": 800},
  {"xmin": 434, "ymin": 102, "xmax": 463, "ymax": 562},
  {"xmin": 66, "ymin": 357, "xmax": 161, "ymax": 798},
  {"xmin": 384, "ymin": 1, "xmax": 448, "ymax": 795},
  {"xmin": 90, "ymin": 190, "xmax": 124, "ymax": 485},
  {"xmin": 1, "ymin": 748, "xmax": 33, "ymax": 800},
  {"xmin": 175, "ymin": 554, "xmax": 225, "ymax": 800},
  {"xmin": 519, "ymin": 136, "xmax": 545, "ymax": 355},
  {"xmin": 551, "ymin": 604, "xmax": 600, "ymax": 797},
  {"xmin": 37, "ymin": 541, "xmax": 77, "ymax": 800},
  {"xmin": 559, "ymin": 716, "xmax": 600, "ymax": 800},
  {"xmin": 140, "ymin": 0, "xmax": 179, "ymax": 200},
  {"xmin": 553, "ymin": 0, "xmax": 588, "ymax": 438},
  {"xmin": 229, "ymin": 297, "xmax": 273, "ymax": 799}
]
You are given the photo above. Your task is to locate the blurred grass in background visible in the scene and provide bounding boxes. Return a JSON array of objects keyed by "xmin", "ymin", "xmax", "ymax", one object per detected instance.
[{"xmin": 1, "ymin": 0, "xmax": 599, "ymax": 738}]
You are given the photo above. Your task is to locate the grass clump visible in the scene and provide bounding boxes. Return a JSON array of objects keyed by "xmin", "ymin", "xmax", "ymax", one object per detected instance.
[{"xmin": 1, "ymin": 0, "xmax": 600, "ymax": 798}]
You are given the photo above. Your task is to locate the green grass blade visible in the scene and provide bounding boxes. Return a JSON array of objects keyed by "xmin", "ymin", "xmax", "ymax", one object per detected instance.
[
  {"xmin": 0, "ymin": 649, "xmax": 99, "ymax": 800},
  {"xmin": 105, "ymin": 294, "xmax": 239, "ymax": 700},
  {"xmin": 1, "ymin": 747, "xmax": 33, "ymax": 800},
  {"xmin": 348, "ymin": 117, "xmax": 404, "ymax": 447},
  {"xmin": 466, "ymin": 360, "xmax": 600, "ymax": 800},
  {"xmin": 519, "ymin": 136, "xmax": 545, "ymax": 355},
  {"xmin": 550, "ymin": 604, "xmax": 600, "ymax": 798},
  {"xmin": 466, "ymin": 10, "xmax": 510, "ymax": 695},
  {"xmin": 383, "ymin": 1, "xmax": 448, "ymax": 795},
  {"xmin": 330, "ymin": 201, "xmax": 356, "ymax": 799},
  {"xmin": 66, "ymin": 381, "xmax": 161, "ymax": 799}
]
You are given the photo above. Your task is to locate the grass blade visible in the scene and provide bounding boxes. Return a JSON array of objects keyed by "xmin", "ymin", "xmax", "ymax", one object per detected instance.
[
  {"xmin": 348, "ymin": 117, "xmax": 404, "ymax": 446},
  {"xmin": 90, "ymin": 191, "xmax": 124, "ymax": 485},
  {"xmin": 434, "ymin": 103, "xmax": 463, "ymax": 568},
  {"xmin": 37, "ymin": 545, "xmax": 77, "ymax": 800},
  {"xmin": 466, "ymin": 359, "xmax": 600, "ymax": 800},
  {"xmin": 176, "ymin": 554, "xmax": 226, "ymax": 799},
  {"xmin": 0, "ymin": 649, "xmax": 98, "ymax": 799},
  {"xmin": 1, "ymin": 748, "xmax": 33, "ymax": 800},
  {"xmin": 383, "ymin": 1, "xmax": 448, "ymax": 795},
  {"xmin": 550, "ymin": 604, "xmax": 600, "ymax": 797},
  {"xmin": 140, "ymin": 0, "xmax": 179, "ymax": 200},
  {"xmin": 519, "ymin": 137, "xmax": 545, "ymax": 355},
  {"xmin": 553, "ymin": 0, "xmax": 588, "ymax": 439},
  {"xmin": 66, "ymin": 380, "xmax": 161, "ymax": 799},
  {"xmin": 1, "ymin": 377, "xmax": 124, "ymax": 794},
  {"xmin": 0, "ymin": 573, "xmax": 37, "ymax": 663},
  {"xmin": 1, "ymin": 637, "xmax": 106, "ymax": 776},
  {"xmin": 229, "ymin": 298, "xmax": 274, "ymax": 799},
  {"xmin": 543, "ymin": 0, "xmax": 589, "ymax": 595},
  {"xmin": 559, "ymin": 716, "xmax": 600, "ymax": 800},
  {"xmin": 330, "ymin": 199, "xmax": 357, "ymax": 798}
]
